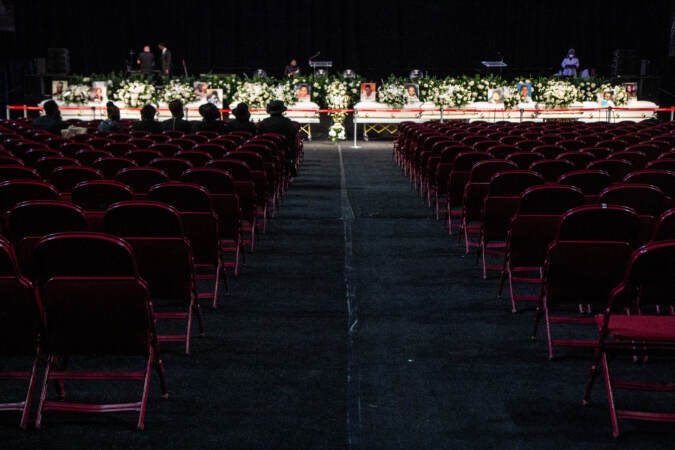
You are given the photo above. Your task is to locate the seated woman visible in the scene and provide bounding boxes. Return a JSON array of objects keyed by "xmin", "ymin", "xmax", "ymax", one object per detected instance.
[
  {"xmin": 98, "ymin": 101, "xmax": 121, "ymax": 132},
  {"xmin": 133, "ymin": 104, "xmax": 163, "ymax": 133}
]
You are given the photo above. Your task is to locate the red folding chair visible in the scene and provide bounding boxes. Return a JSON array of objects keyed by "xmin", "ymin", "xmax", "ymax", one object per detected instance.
[
  {"xmin": 582, "ymin": 240, "xmax": 675, "ymax": 437},
  {"xmin": 0, "ymin": 237, "xmax": 41, "ymax": 429}
]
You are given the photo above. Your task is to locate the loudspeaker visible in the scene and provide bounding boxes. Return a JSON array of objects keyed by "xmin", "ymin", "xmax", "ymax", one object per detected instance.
[
  {"xmin": 610, "ymin": 49, "xmax": 638, "ymax": 78},
  {"xmin": 47, "ymin": 48, "xmax": 70, "ymax": 75}
]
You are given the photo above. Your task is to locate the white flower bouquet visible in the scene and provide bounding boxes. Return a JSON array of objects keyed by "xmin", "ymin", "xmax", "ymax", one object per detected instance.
[
  {"xmin": 159, "ymin": 79, "xmax": 198, "ymax": 105},
  {"xmin": 112, "ymin": 80, "xmax": 157, "ymax": 108},
  {"xmin": 328, "ymin": 122, "xmax": 346, "ymax": 142},
  {"xmin": 60, "ymin": 84, "xmax": 90, "ymax": 105}
]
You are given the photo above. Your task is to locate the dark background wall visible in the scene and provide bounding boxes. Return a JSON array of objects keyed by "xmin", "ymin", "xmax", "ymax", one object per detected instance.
[{"xmin": 1, "ymin": 0, "xmax": 674, "ymax": 106}]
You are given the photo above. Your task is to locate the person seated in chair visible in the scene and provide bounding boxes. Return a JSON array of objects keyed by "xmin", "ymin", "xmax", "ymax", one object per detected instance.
[
  {"xmin": 259, "ymin": 100, "xmax": 298, "ymax": 176},
  {"xmin": 98, "ymin": 101, "xmax": 122, "ymax": 132},
  {"xmin": 229, "ymin": 102, "xmax": 257, "ymax": 134},
  {"xmin": 133, "ymin": 104, "xmax": 163, "ymax": 133},
  {"xmin": 191, "ymin": 102, "xmax": 230, "ymax": 134},
  {"xmin": 161, "ymin": 99, "xmax": 192, "ymax": 133},
  {"xmin": 33, "ymin": 100, "xmax": 66, "ymax": 134}
]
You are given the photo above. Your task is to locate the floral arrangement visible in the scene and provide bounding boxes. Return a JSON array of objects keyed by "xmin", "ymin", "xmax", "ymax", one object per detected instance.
[
  {"xmin": 437, "ymin": 82, "xmax": 474, "ymax": 108},
  {"xmin": 201, "ymin": 73, "xmax": 240, "ymax": 105},
  {"xmin": 538, "ymin": 80, "xmax": 578, "ymax": 108},
  {"xmin": 328, "ymin": 122, "xmax": 346, "ymax": 142},
  {"xmin": 324, "ymin": 79, "xmax": 352, "ymax": 126},
  {"xmin": 230, "ymin": 81, "xmax": 274, "ymax": 109},
  {"xmin": 60, "ymin": 84, "xmax": 90, "ymax": 105},
  {"xmin": 112, "ymin": 79, "xmax": 157, "ymax": 107},
  {"xmin": 377, "ymin": 76, "xmax": 407, "ymax": 108},
  {"xmin": 56, "ymin": 72, "xmax": 640, "ymax": 111},
  {"xmin": 159, "ymin": 79, "xmax": 198, "ymax": 105}
]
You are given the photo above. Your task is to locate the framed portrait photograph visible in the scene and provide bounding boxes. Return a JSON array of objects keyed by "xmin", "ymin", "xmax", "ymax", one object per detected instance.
[
  {"xmin": 295, "ymin": 83, "xmax": 311, "ymax": 101},
  {"xmin": 89, "ymin": 81, "xmax": 107, "ymax": 103},
  {"xmin": 404, "ymin": 83, "xmax": 420, "ymax": 104},
  {"xmin": 360, "ymin": 82, "xmax": 377, "ymax": 102},
  {"xmin": 194, "ymin": 81, "xmax": 209, "ymax": 100},
  {"xmin": 622, "ymin": 82, "xmax": 638, "ymax": 100},
  {"xmin": 516, "ymin": 82, "xmax": 533, "ymax": 102},
  {"xmin": 205, "ymin": 88, "xmax": 223, "ymax": 108},
  {"xmin": 52, "ymin": 80, "xmax": 68, "ymax": 100},
  {"xmin": 487, "ymin": 88, "xmax": 504, "ymax": 104}
]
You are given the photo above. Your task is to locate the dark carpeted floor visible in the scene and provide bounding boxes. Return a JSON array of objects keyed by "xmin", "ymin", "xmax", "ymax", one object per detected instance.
[{"xmin": 2, "ymin": 140, "xmax": 674, "ymax": 449}]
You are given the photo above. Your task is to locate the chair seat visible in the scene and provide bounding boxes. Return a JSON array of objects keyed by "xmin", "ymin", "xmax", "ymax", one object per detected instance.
[{"xmin": 604, "ymin": 314, "xmax": 675, "ymax": 342}]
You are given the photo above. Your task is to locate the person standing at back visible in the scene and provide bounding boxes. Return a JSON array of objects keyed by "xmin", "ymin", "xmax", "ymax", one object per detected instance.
[
  {"xmin": 158, "ymin": 42, "xmax": 172, "ymax": 77},
  {"xmin": 258, "ymin": 100, "xmax": 298, "ymax": 177},
  {"xmin": 561, "ymin": 48, "xmax": 579, "ymax": 77},
  {"xmin": 137, "ymin": 45, "xmax": 155, "ymax": 74}
]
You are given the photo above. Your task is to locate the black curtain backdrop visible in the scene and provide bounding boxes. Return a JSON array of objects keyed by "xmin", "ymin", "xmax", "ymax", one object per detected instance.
[{"xmin": 1, "ymin": 0, "xmax": 673, "ymax": 78}]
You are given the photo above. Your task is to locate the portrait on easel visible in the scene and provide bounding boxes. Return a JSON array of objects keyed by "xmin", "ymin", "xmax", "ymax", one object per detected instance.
[
  {"xmin": 206, "ymin": 89, "xmax": 223, "ymax": 108},
  {"xmin": 360, "ymin": 82, "xmax": 376, "ymax": 102},
  {"xmin": 295, "ymin": 83, "xmax": 311, "ymax": 101},
  {"xmin": 404, "ymin": 83, "xmax": 420, "ymax": 104},
  {"xmin": 487, "ymin": 88, "xmax": 504, "ymax": 104},
  {"xmin": 52, "ymin": 80, "xmax": 67, "ymax": 101},
  {"xmin": 516, "ymin": 82, "xmax": 533, "ymax": 102},
  {"xmin": 89, "ymin": 81, "xmax": 107, "ymax": 103}
]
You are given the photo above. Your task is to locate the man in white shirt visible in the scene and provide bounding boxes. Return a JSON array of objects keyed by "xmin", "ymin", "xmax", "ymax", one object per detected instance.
[{"xmin": 360, "ymin": 83, "xmax": 376, "ymax": 102}]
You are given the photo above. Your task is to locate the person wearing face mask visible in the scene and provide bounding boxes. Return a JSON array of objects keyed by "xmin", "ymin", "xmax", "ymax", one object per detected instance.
[{"xmin": 561, "ymin": 48, "xmax": 579, "ymax": 77}]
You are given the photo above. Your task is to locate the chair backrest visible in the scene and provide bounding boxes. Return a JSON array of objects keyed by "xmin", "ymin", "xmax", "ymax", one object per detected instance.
[
  {"xmin": 5, "ymin": 200, "xmax": 89, "ymax": 242},
  {"xmin": 557, "ymin": 170, "xmax": 612, "ymax": 195},
  {"xmin": 0, "ymin": 180, "xmax": 60, "ymax": 214},
  {"xmin": 487, "ymin": 170, "xmax": 543, "ymax": 195},
  {"xmin": 529, "ymin": 159, "xmax": 576, "ymax": 182},
  {"xmin": 41, "ymin": 276, "xmax": 152, "ymax": 355},
  {"xmin": 147, "ymin": 182, "xmax": 212, "ymax": 212},
  {"xmin": 32, "ymin": 232, "xmax": 139, "ymax": 284},
  {"xmin": 174, "ymin": 150, "xmax": 212, "ymax": 167},
  {"xmin": 206, "ymin": 159, "xmax": 252, "ymax": 181},
  {"xmin": 148, "ymin": 157, "xmax": 193, "ymax": 179},
  {"xmin": 517, "ymin": 184, "xmax": 585, "ymax": 214},
  {"xmin": 192, "ymin": 143, "xmax": 227, "ymax": 159},
  {"xmin": 557, "ymin": 204, "xmax": 641, "ymax": 246},
  {"xmin": 469, "ymin": 159, "xmax": 518, "ymax": 182},
  {"xmin": 586, "ymin": 158, "xmax": 633, "ymax": 182},
  {"xmin": 104, "ymin": 200, "xmax": 184, "ymax": 237},
  {"xmin": 606, "ymin": 239, "xmax": 675, "ymax": 312},
  {"xmin": 74, "ymin": 149, "xmax": 114, "ymax": 166},
  {"xmin": 49, "ymin": 166, "xmax": 104, "ymax": 192},
  {"xmin": 0, "ymin": 236, "xmax": 40, "ymax": 356},
  {"xmin": 544, "ymin": 240, "xmax": 633, "ymax": 305},
  {"xmin": 645, "ymin": 158, "xmax": 675, "ymax": 171},
  {"xmin": 506, "ymin": 151, "xmax": 544, "ymax": 169},
  {"xmin": 608, "ymin": 151, "xmax": 648, "ymax": 169},
  {"xmin": 531, "ymin": 145, "xmax": 566, "ymax": 159},
  {"xmin": 0, "ymin": 165, "xmax": 41, "ymax": 181},
  {"xmin": 71, "ymin": 180, "xmax": 134, "ymax": 211},
  {"xmin": 451, "ymin": 152, "xmax": 492, "ymax": 171},
  {"xmin": 180, "ymin": 167, "xmax": 234, "ymax": 194},
  {"xmin": 92, "ymin": 156, "xmax": 138, "ymax": 178},
  {"xmin": 623, "ymin": 169, "xmax": 675, "ymax": 197},
  {"xmin": 115, "ymin": 167, "xmax": 169, "ymax": 193},
  {"xmin": 652, "ymin": 209, "xmax": 675, "ymax": 241},
  {"xmin": 599, "ymin": 183, "xmax": 670, "ymax": 217},
  {"xmin": 125, "ymin": 149, "xmax": 163, "ymax": 166},
  {"xmin": 148, "ymin": 143, "xmax": 182, "ymax": 157}
]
